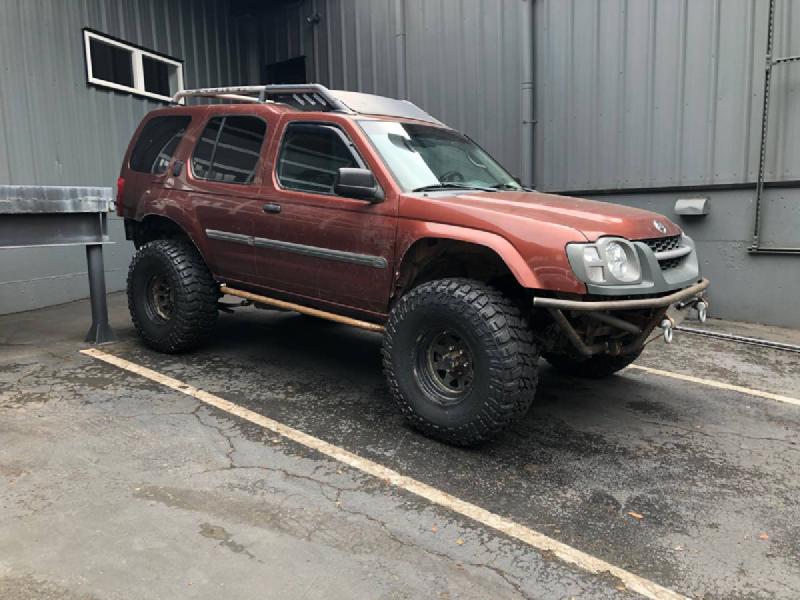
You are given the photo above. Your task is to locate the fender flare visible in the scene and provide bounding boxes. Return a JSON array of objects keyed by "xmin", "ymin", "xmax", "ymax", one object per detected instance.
[
  {"xmin": 134, "ymin": 212, "xmax": 216, "ymax": 274},
  {"xmin": 395, "ymin": 223, "xmax": 544, "ymax": 289}
]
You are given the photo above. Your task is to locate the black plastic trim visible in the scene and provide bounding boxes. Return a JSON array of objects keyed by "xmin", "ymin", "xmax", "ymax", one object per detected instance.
[
  {"xmin": 205, "ymin": 229, "xmax": 387, "ymax": 269},
  {"xmin": 252, "ymin": 236, "xmax": 387, "ymax": 268}
]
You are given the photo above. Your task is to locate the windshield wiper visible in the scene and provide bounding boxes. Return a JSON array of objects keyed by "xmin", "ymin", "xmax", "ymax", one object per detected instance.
[
  {"xmin": 492, "ymin": 182, "xmax": 534, "ymax": 191},
  {"xmin": 412, "ymin": 183, "xmax": 496, "ymax": 193}
]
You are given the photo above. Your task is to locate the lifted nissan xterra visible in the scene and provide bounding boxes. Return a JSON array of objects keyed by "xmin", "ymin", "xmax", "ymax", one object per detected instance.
[{"xmin": 118, "ymin": 84, "xmax": 709, "ymax": 446}]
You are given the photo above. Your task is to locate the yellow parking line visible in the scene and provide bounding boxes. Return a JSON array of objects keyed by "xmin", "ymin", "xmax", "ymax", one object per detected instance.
[
  {"xmin": 627, "ymin": 365, "xmax": 800, "ymax": 407},
  {"xmin": 81, "ymin": 347, "xmax": 687, "ymax": 600}
]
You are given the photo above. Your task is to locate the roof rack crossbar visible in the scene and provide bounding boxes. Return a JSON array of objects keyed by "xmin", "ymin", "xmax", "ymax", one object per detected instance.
[
  {"xmin": 172, "ymin": 86, "xmax": 268, "ymax": 104},
  {"xmin": 172, "ymin": 84, "xmax": 353, "ymax": 113}
]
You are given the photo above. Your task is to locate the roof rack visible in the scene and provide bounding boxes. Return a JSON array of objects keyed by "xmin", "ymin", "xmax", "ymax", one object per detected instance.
[
  {"xmin": 172, "ymin": 84, "xmax": 353, "ymax": 112},
  {"xmin": 172, "ymin": 84, "xmax": 443, "ymax": 125}
]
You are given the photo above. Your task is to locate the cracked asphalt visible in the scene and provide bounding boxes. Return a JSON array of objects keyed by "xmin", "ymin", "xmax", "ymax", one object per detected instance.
[{"xmin": 1, "ymin": 293, "xmax": 799, "ymax": 599}]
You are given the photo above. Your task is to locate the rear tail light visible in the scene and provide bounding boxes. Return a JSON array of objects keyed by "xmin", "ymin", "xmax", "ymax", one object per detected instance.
[{"xmin": 115, "ymin": 176, "xmax": 125, "ymax": 216}]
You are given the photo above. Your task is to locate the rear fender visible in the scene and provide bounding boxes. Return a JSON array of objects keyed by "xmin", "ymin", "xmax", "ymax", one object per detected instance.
[{"xmin": 132, "ymin": 205, "xmax": 216, "ymax": 275}]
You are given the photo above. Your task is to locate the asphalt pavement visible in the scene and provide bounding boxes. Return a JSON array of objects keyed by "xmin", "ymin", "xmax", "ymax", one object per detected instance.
[{"xmin": 1, "ymin": 293, "xmax": 798, "ymax": 599}]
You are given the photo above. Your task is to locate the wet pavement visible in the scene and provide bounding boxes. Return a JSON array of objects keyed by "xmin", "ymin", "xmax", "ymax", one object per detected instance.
[{"xmin": 1, "ymin": 293, "xmax": 799, "ymax": 599}]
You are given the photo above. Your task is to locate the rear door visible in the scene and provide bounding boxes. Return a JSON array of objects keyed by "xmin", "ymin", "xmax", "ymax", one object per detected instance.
[
  {"xmin": 253, "ymin": 119, "xmax": 397, "ymax": 316},
  {"xmin": 179, "ymin": 113, "xmax": 272, "ymax": 283}
]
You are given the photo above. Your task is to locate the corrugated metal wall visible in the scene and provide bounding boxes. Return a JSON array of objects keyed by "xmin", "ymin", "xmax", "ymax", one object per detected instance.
[
  {"xmin": 534, "ymin": 0, "xmax": 800, "ymax": 192},
  {"xmin": 2, "ymin": 0, "xmax": 798, "ymax": 327},
  {"xmin": 257, "ymin": 0, "xmax": 534, "ymax": 184},
  {"xmin": 534, "ymin": 0, "xmax": 800, "ymax": 328},
  {"xmin": 0, "ymin": 0, "xmax": 248, "ymax": 314}
]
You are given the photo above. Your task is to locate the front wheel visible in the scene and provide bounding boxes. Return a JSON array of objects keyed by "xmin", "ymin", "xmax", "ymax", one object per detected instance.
[
  {"xmin": 382, "ymin": 279, "xmax": 539, "ymax": 446},
  {"xmin": 544, "ymin": 350, "xmax": 642, "ymax": 379},
  {"xmin": 127, "ymin": 239, "xmax": 219, "ymax": 353}
]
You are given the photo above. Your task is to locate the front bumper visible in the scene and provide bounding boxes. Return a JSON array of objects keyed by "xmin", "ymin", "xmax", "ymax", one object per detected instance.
[
  {"xmin": 532, "ymin": 278, "xmax": 709, "ymax": 311},
  {"xmin": 533, "ymin": 278, "xmax": 710, "ymax": 357}
]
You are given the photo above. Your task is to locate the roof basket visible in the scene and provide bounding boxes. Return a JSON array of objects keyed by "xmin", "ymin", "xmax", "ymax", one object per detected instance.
[
  {"xmin": 171, "ymin": 84, "xmax": 442, "ymax": 125},
  {"xmin": 172, "ymin": 84, "xmax": 352, "ymax": 113}
]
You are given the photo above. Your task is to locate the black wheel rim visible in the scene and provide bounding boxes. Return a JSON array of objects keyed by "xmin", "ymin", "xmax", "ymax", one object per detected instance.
[
  {"xmin": 414, "ymin": 328, "xmax": 475, "ymax": 405},
  {"xmin": 145, "ymin": 273, "xmax": 175, "ymax": 321}
]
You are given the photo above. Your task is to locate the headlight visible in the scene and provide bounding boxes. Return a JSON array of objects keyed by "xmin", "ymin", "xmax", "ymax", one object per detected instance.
[
  {"xmin": 606, "ymin": 241, "xmax": 631, "ymax": 280},
  {"xmin": 567, "ymin": 238, "xmax": 642, "ymax": 285}
]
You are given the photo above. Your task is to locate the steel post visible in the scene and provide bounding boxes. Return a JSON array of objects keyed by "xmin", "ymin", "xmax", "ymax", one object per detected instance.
[{"xmin": 84, "ymin": 243, "xmax": 115, "ymax": 344}]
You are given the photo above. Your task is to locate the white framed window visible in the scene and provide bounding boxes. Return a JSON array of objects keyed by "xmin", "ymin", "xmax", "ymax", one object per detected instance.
[{"xmin": 83, "ymin": 29, "xmax": 184, "ymax": 103}]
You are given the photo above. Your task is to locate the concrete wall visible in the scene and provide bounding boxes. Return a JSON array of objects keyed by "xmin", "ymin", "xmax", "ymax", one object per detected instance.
[{"xmin": 0, "ymin": 0, "xmax": 250, "ymax": 314}]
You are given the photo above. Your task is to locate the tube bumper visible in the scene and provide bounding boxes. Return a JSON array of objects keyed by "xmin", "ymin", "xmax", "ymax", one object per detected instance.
[
  {"xmin": 532, "ymin": 278, "xmax": 709, "ymax": 312},
  {"xmin": 534, "ymin": 278, "xmax": 710, "ymax": 357}
]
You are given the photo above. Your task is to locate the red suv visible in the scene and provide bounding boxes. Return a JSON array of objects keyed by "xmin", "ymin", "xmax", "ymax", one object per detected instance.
[{"xmin": 118, "ymin": 85, "xmax": 709, "ymax": 446}]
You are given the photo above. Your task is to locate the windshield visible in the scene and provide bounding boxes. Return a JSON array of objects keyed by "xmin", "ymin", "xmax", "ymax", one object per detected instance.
[{"xmin": 358, "ymin": 120, "xmax": 521, "ymax": 192}]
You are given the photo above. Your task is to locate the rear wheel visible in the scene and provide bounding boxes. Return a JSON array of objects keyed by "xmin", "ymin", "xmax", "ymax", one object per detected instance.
[
  {"xmin": 544, "ymin": 350, "xmax": 641, "ymax": 378},
  {"xmin": 382, "ymin": 278, "xmax": 538, "ymax": 446},
  {"xmin": 127, "ymin": 239, "xmax": 219, "ymax": 353}
]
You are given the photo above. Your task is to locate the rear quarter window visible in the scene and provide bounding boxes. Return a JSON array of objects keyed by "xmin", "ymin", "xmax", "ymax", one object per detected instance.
[{"xmin": 129, "ymin": 115, "xmax": 191, "ymax": 174}]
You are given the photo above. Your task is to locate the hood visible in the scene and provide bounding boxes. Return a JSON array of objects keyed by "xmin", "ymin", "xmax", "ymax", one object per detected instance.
[{"xmin": 401, "ymin": 190, "xmax": 682, "ymax": 242}]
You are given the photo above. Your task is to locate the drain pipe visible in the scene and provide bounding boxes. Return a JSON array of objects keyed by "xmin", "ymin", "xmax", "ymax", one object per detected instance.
[
  {"xmin": 394, "ymin": 0, "xmax": 408, "ymax": 99},
  {"xmin": 750, "ymin": 0, "xmax": 776, "ymax": 252},
  {"xmin": 749, "ymin": 0, "xmax": 800, "ymax": 255},
  {"xmin": 520, "ymin": 0, "xmax": 536, "ymax": 188}
]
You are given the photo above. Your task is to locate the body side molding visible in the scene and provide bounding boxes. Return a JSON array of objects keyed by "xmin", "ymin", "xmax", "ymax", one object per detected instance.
[{"xmin": 205, "ymin": 228, "xmax": 388, "ymax": 269}]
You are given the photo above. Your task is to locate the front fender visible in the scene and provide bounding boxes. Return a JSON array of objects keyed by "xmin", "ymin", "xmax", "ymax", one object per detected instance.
[{"xmin": 395, "ymin": 222, "xmax": 586, "ymax": 293}]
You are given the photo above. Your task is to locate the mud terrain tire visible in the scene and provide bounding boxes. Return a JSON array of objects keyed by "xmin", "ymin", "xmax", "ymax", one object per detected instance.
[
  {"xmin": 544, "ymin": 350, "xmax": 641, "ymax": 378},
  {"xmin": 382, "ymin": 278, "xmax": 538, "ymax": 446},
  {"xmin": 127, "ymin": 240, "xmax": 218, "ymax": 353}
]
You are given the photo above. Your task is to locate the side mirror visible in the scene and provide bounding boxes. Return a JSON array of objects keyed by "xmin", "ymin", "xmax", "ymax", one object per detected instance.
[{"xmin": 334, "ymin": 168, "xmax": 383, "ymax": 202}]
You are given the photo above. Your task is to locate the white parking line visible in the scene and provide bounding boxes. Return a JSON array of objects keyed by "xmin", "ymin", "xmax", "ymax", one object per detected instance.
[
  {"xmin": 627, "ymin": 365, "xmax": 800, "ymax": 407},
  {"xmin": 81, "ymin": 347, "xmax": 687, "ymax": 600}
]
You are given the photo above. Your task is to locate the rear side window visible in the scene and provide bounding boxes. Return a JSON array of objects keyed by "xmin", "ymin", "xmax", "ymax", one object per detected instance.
[
  {"xmin": 191, "ymin": 116, "xmax": 267, "ymax": 185},
  {"xmin": 129, "ymin": 116, "xmax": 191, "ymax": 174},
  {"xmin": 276, "ymin": 123, "xmax": 359, "ymax": 194}
]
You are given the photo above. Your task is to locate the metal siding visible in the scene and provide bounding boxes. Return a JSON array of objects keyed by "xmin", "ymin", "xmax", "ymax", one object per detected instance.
[
  {"xmin": 537, "ymin": 0, "xmax": 800, "ymax": 328},
  {"xmin": 535, "ymin": 0, "xmax": 800, "ymax": 191},
  {"xmin": 0, "ymin": 0, "xmax": 248, "ymax": 314},
  {"xmin": 258, "ymin": 0, "xmax": 531, "ymax": 182}
]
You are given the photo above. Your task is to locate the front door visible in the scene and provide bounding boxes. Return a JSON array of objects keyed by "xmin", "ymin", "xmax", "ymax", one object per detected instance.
[{"xmin": 253, "ymin": 120, "xmax": 397, "ymax": 317}]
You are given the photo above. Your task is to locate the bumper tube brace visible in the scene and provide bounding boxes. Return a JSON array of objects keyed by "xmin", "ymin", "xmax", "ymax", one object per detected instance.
[{"xmin": 532, "ymin": 278, "xmax": 709, "ymax": 311}]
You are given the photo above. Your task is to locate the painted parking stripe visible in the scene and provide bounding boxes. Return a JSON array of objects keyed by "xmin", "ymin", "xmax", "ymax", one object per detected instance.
[
  {"xmin": 81, "ymin": 347, "xmax": 686, "ymax": 600},
  {"xmin": 627, "ymin": 364, "xmax": 800, "ymax": 407}
]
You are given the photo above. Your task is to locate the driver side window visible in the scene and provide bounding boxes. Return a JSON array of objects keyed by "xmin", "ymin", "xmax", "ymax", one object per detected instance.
[{"xmin": 276, "ymin": 123, "xmax": 359, "ymax": 194}]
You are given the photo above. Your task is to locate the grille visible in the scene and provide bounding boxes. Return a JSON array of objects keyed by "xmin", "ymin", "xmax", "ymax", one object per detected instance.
[
  {"xmin": 642, "ymin": 235, "xmax": 682, "ymax": 253},
  {"xmin": 659, "ymin": 256, "xmax": 684, "ymax": 270},
  {"xmin": 640, "ymin": 235, "xmax": 686, "ymax": 271}
]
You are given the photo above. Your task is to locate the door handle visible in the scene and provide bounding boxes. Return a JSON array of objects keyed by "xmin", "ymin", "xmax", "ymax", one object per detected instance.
[{"xmin": 262, "ymin": 202, "xmax": 281, "ymax": 214}]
